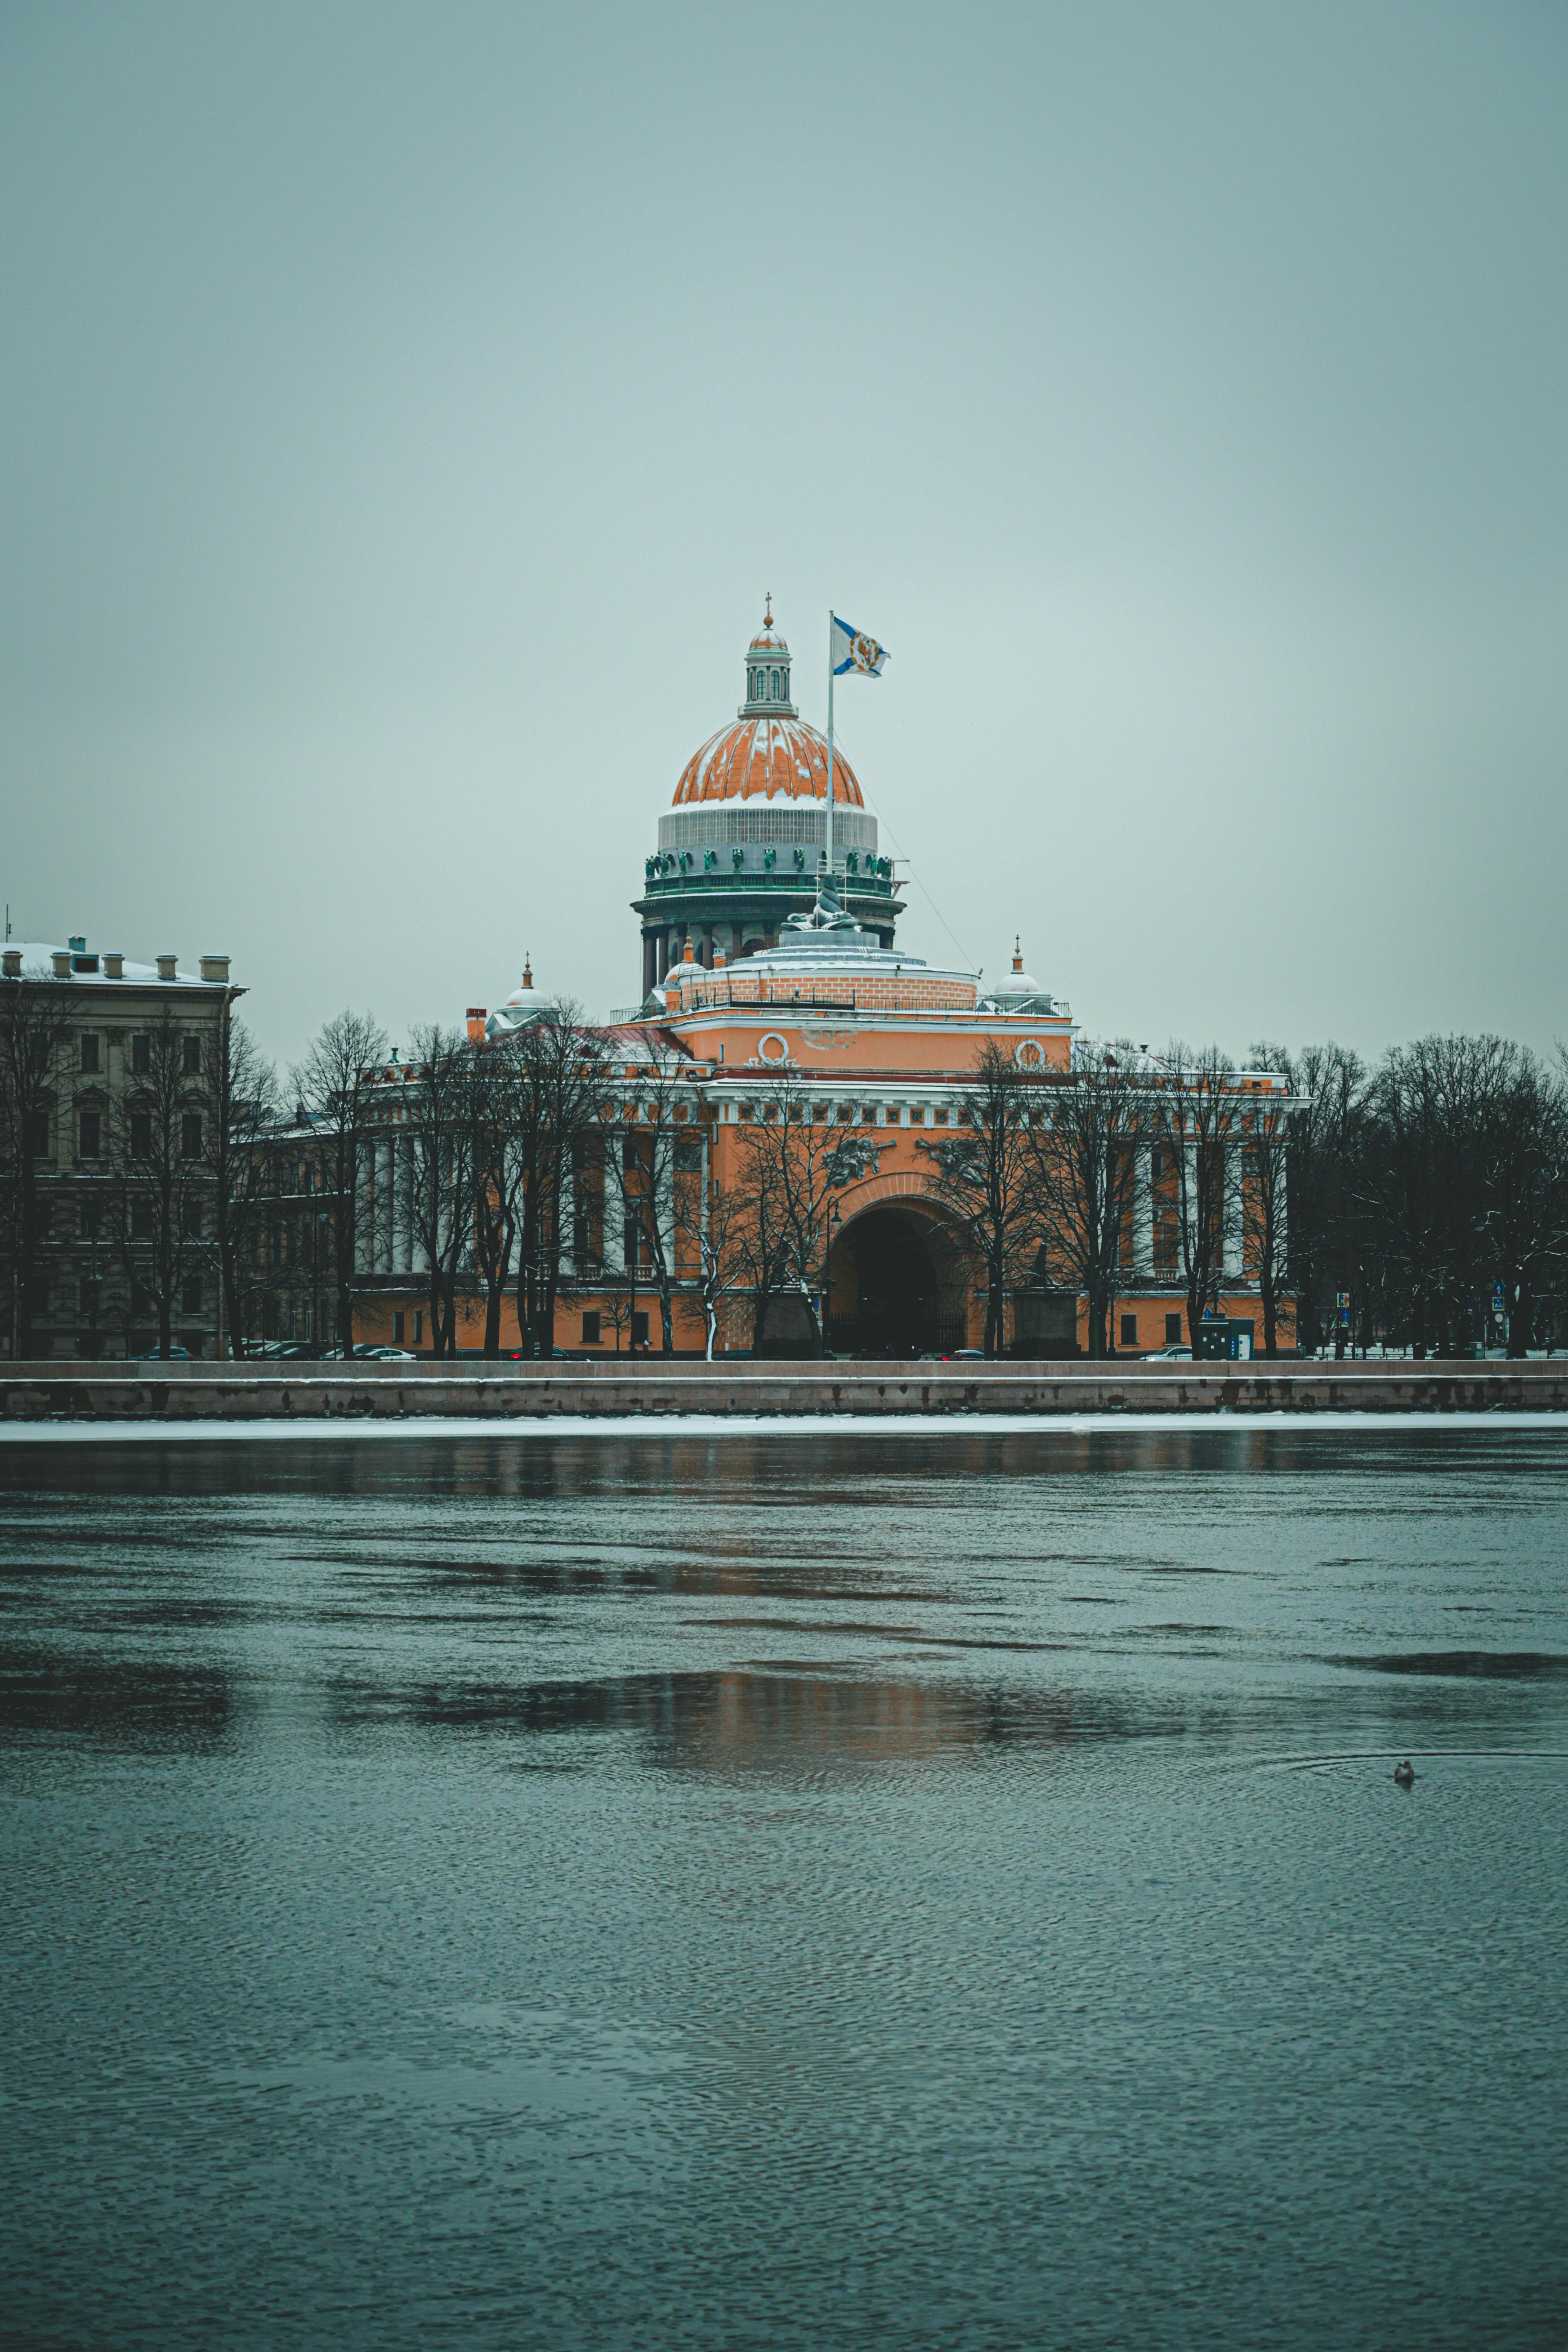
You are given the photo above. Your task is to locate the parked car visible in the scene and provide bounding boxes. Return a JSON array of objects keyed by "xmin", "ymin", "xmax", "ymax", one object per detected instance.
[
  {"xmin": 363, "ymin": 1347, "xmax": 417, "ymax": 1361},
  {"xmin": 135, "ymin": 1345, "xmax": 192, "ymax": 1360},
  {"xmin": 1143, "ymin": 1344, "xmax": 1193, "ymax": 1360}
]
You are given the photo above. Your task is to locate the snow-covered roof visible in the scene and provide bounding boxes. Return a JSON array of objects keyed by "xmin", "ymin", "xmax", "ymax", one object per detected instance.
[{"xmin": 1, "ymin": 942, "xmax": 218, "ymax": 987}]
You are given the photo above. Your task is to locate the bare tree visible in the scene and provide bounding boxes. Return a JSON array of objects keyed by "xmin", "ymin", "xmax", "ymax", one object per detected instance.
[
  {"xmin": 1151, "ymin": 1044, "xmax": 1246, "ymax": 1348},
  {"xmin": 1490, "ymin": 1051, "xmax": 1568, "ymax": 1354},
  {"xmin": 733, "ymin": 1071, "xmax": 882, "ymax": 1354},
  {"xmin": 0, "ymin": 964, "xmax": 71, "ymax": 1357},
  {"xmin": 1020, "ymin": 1043, "xmax": 1146, "ymax": 1359},
  {"xmin": 918, "ymin": 1042, "xmax": 1035, "ymax": 1356},
  {"xmin": 588, "ymin": 1270, "xmax": 632, "ymax": 1354},
  {"xmin": 1236, "ymin": 1046, "xmax": 1298, "ymax": 1358},
  {"xmin": 610, "ymin": 1030, "xmax": 698, "ymax": 1355},
  {"xmin": 1358, "ymin": 1035, "xmax": 1509, "ymax": 1357},
  {"xmin": 402, "ymin": 1024, "xmax": 482, "ymax": 1356},
  {"xmin": 466, "ymin": 1045, "xmax": 530, "ymax": 1357},
  {"xmin": 675, "ymin": 1155, "xmax": 750, "ymax": 1360},
  {"xmin": 1255, "ymin": 1042, "xmax": 1368, "ymax": 1357},
  {"xmin": 205, "ymin": 1009, "xmax": 279, "ymax": 1356},
  {"xmin": 109, "ymin": 1001, "xmax": 214, "ymax": 1357},
  {"xmin": 503, "ymin": 1003, "xmax": 609, "ymax": 1359},
  {"xmin": 290, "ymin": 1009, "xmax": 388, "ymax": 1355}
]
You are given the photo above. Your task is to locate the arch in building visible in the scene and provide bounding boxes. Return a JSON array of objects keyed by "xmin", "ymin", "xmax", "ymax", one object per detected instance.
[{"xmin": 826, "ymin": 1183, "xmax": 972, "ymax": 1357}]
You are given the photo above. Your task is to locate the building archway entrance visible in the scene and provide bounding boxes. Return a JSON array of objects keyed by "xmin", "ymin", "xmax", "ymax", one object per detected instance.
[{"xmin": 826, "ymin": 1205, "xmax": 964, "ymax": 1357}]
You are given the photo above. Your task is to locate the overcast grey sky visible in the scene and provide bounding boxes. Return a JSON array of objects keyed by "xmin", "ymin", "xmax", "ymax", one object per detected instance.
[{"xmin": 3, "ymin": 0, "xmax": 1564, "ymax": 1067}]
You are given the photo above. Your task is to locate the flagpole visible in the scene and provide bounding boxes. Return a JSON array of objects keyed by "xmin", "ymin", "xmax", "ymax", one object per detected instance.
[{"xmin": 825, "ymin": 610, "xmax": 835, "ymax": 910}]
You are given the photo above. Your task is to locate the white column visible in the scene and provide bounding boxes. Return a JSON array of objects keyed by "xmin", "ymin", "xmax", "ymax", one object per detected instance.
[
  {"xmin": 1223, "ymin": 1141, "xmax": 1244, "ymax": 1279},
  {"xmin": 398, "ymin": 1138, "xmax": 415, "ymax": 1273},
  {"xmin": 1133, "ymin": 1143, "xmax": 1153, "ymax": 1277}
]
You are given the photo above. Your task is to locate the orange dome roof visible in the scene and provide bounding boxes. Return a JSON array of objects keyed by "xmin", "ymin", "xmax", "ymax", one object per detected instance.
[{"xmin": 673, "ymin": 716, "xmax": 864, "ymax": 808}]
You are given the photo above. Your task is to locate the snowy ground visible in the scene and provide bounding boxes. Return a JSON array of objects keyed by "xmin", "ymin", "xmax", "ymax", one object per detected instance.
[{"xmin": 3, "ymin": 1412, "xmax": 1567, "ymax": 1442}]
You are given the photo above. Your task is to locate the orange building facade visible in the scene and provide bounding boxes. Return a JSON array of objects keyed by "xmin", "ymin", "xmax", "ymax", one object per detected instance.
[{"xmin": 354, "ymin": 608, "xmax": 1295, "ymax": 1358}]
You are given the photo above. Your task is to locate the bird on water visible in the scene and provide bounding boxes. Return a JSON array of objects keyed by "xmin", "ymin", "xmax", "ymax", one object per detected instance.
[{"xmin": 1394, "ymin": 1758, "xmax": 1416, "ymax": 1787}]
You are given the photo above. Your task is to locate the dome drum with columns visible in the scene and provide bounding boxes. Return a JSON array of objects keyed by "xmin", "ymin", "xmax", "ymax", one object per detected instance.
[{"xmin": 632, "ymin": 602, "xmax": 905, "ymax": 1002}]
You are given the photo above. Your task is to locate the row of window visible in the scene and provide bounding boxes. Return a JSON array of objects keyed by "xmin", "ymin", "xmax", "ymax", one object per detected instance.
[
  {"xmin": 578, "ymin": 1309, "xmax": 648, "ymax": 1347},
  {"xmin": 734, "ymin": 1103, "xmax": 951, "ymax": 1127},
  {"xmin": 76, "ymin": 1032, "xmax": 204, "ymax": 1075},
  {"xmin": 1117, "ymin": 1313, "xmax": 1188, "ymax": 1348},
  {"xmin": 43, "ymin": 1110, "xmax": 205, "ymax": 1160},
  {"xmin": 67, "ymin": 1197, "xmax": 204, "ymax": 1239},
  {"xmin": 32, "ymin": 1273, "xmax": 206, "ymax": 1321},
  {"xmin": 747, "ymin": 666, "xmax": 788, "ymax": 701}
]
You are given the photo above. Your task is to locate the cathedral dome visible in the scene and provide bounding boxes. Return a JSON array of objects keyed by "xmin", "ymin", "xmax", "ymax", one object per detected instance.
[
  {"xmin": 673, "ymin": 715, "xmax": 863, "ymax": 808},
  {"xmin": 672, "ymin": 600, "xmax": 864, "ymax": 808}
]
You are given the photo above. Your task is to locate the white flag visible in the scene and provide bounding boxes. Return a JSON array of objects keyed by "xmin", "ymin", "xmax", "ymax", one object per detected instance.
[{"xmin": 831, "ymin": 614, "xmax": 889, "ymax": 676}]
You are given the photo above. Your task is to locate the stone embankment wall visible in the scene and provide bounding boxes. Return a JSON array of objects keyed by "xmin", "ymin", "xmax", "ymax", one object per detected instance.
[{"xmin": 2, "ymin": 1360, "xmax": 1565, "ymax": 1422}]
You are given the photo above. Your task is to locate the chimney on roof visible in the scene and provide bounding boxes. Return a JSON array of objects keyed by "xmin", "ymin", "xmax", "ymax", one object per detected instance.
[
  {"xmin": 156, "ymin": 954, "xmax": 177, "ymax": 982},
  {"xmin": 2, "ymin": 950, "xmax": 21, "ymax": 979},
  {"xmin": 52, "ymin": 951, "xmax": 72, "ymax": 978},
  {"xmin": 199, "ymin": 955, "xmax": 230, "ymax": 984},
  {"xmin": 104, "ymin": 954, "xmax": 124, "ymax": 978},
  {"xmin": 69, "ymin": 936, "xmax": 86, "ymax": 954}
]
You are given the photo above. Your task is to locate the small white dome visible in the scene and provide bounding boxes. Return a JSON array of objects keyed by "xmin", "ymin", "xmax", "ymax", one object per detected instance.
[
  {"xmin": 994, "ymin": 936, "xmax": 1041, "ymax": 997},
  {"xmin": 484, "ymin": 956, "xmax": 547, "ymax": 1037}
]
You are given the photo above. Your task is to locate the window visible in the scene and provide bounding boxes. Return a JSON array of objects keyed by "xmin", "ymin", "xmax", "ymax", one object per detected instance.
[
  {"xmin": 181, "ymin": 1114, "xmax": 203, "ymax": 1159},
  {"xmin": 1166, "ymin": 1313, "xmax": 1184, "ymax": 1344},
  {"xmin": 183, "ymin": 1035, "xmax": 202, "ymax": 1076},
  {"xmin": 885, "ymin": 1107, "xmax": 901, "ymax": 1125},
  {"xmin": 130, "ymin": 1277, "xmax": 152, "ymax": 1317},
  {"xmin": 27, "ymin": 1111, "xmax": 50, "ymax": 1157},
  {"xmin": 131, "ymin": 1035, "xmax": 150, "ymax": 1074},
  {"xmin": 393, "ymin": 1311, "xmax": 405, "ymax": 1344},
  {"xmin": 935, "ymin": 1108, "xmax": 949, "ymax": 1126},
  {"xmin": 1121, "ymin": 1315, "xmax": 1139, "ymax": 1348},
  {"xmin": 80, "ymin": 1034, "xmax": 99, "ymax": 1073},
  {"xmin": 80, "ymin": 1276, "xmax": 103, "ymax": 1317},
  {"xmin": 132, "ymin": 1199, "xmax": 155, "ymax": 1241},
  {"xmin": 130, "ymin": 1111, "xmax": 152, "ymax": 1157},
  {"xmin": 181, "ymin": 1277, "xmax": 202, "ymax": 1313},
  {"xmin": 581, "ymin": 1310, "xmax": 602, "ymax": 1344},
  {"xmin": 413, "ymin": 1310, "xmax": 423, "ymax": 1344},
  {"xmin": 909, "ymin": 1108, "xmax": 925, "ymax": 1125},
  {"xmin": 631, "ymin": 1311, "xmax": 649, "ymax": 1347},
  {"xmin": 622, "ymin": 1137, "xmax": 640, "ymax": 1172},
  {"xmin": 78, "ymin": 1110, "xmax": 102, "ymax": 1160},
  {"xmin": 79, "ymin": 1199, "xmax": 102, "ymax": 1241},
  {"xmin": 181, "ymin": 1198, "xmax": 203, "ymax": 1238}
]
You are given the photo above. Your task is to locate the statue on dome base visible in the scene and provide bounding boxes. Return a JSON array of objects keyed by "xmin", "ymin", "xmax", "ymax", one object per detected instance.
[{"xmin": 783, "ymin": 874, "xmax": 863, "ymax": 937}]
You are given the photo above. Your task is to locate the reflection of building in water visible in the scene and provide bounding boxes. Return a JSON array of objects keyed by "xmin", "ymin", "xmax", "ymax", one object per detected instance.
[
  {"xmin": 398, "ymin": 1666, "xmax": 1083, "ymax": 1768},
  {"xmin": 351, "ymin": 603, "xmax": 1297, "ymax": 1360}
]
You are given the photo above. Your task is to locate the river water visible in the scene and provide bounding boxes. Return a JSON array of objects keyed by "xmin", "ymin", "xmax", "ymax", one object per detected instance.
[{"xmin": 2, "ymin": 1424, "xmax": 1566, "ymax": 2350}]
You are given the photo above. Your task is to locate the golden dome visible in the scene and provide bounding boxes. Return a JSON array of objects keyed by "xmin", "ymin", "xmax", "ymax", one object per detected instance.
[{"xmin": 673, "ymin": 716, "xmax": 864, "ymax": 808}]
